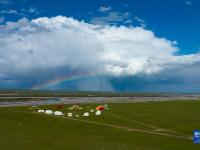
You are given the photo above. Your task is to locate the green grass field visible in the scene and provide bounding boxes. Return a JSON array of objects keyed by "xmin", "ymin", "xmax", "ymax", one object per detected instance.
[{"xmin": 0, "ymin": 100, "xmax": 200, "ymax": 150}]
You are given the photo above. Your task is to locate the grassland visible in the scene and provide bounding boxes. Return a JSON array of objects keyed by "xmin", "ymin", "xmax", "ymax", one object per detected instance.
[{"xmin": 0, "ymin": 100, "xmax": 200, "ymax": 150}]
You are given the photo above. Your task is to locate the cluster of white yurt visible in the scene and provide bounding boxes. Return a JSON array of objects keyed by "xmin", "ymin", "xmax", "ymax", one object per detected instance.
[
  {"xmin": 81, "ymin": 110, "xmax": 102, "ymax": 117},
  {"xmin": 38, "ymin": 110, "xmax": 63, "ymax": 116},
  {"xmin": 36, "ymin": 104, "xmax": 107, "ymax": 117}
]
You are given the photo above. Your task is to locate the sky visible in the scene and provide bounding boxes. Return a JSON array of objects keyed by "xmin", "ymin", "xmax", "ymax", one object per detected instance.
[{"xmin": 0, "ymin": 0, "xmax": 200, "ymax": 92}]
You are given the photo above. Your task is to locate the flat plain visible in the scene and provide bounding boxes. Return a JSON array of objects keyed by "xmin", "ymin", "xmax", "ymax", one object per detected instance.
[{"xmin": 0, "ymin": 100, "xmax": 200, "ymax": 150}]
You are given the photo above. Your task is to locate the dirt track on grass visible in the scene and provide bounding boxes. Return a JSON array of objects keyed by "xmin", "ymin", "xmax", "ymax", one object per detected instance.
[{"xmin": 66, "ymin": 117, "xmax": 192, "ymax": 140}]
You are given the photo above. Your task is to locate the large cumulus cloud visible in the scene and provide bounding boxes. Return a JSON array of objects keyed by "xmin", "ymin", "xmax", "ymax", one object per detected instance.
[{"xmin": 0, "ymin": 16, "xmax": 200, "ymax": 91}]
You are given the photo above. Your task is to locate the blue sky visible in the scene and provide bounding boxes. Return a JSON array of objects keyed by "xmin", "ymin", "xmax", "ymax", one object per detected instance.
[
  {"xmin": 1, "ymin": 0, "xmax": 200, "ymax": 53},
  {"xmin": 0, "ymin": 0, "xmax": 200, "ymax": 92}
]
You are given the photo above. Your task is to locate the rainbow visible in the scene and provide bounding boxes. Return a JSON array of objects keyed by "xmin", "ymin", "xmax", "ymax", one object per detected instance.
[{"xmin": 31, "ymin": 70, "xmax": 101, "ymax": 90}]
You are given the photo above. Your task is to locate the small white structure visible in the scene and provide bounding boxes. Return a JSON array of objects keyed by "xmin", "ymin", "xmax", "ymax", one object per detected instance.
[
  {"xmin": 38, "ymin": 109, "xmax": 44, "ymax": 113},
  {"xmin": 83, "ymin": 112, "xmax": 89, "ymax": 117},
  {"xmin": 68, "ymin": 113, "xmax": 73, "ymax": 117},
  {"xmin": 90, "ymin": 109, "xmax": 94, "ymax": 113},
  {"xmin": 45, "ymin": 110, "xmax": 53, "ymax": 115},
  {"xmin": 54, "ymin": 111, "xmax": 63, "ymax": 116},
  {"xmin": 95, "ymin": 110, "xmax": 102, "ymax": 116}
]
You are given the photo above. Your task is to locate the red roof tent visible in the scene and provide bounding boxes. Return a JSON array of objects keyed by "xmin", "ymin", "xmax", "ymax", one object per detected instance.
[{"xmin": 95, "ymin": 106, "xmax": 105, "ymax": 111}]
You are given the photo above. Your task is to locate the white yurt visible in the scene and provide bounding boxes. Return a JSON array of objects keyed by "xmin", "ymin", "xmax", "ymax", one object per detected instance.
[
  {"xmin": 90, "ymin": 109, "xmax": 94, "ymax": 113},
  {"xmin": 38, "ymin": 109, "xmax": 44, "ymax": 113},
  {"xmin": 83, "ymin": 112, "xmax": 89, "ymax": 117},
  {"xmin": 68, "ymin": 113, "xmax": 73, "ymax": 117},
  {"xmin": 54, "ymin": 111, "xmax": 63, "ymax": 116},
  {"xmin": 95, "ymin": 110, "xmax": 102, "ymax": 116},
  {"xmin": 45, "ymin": 110, "xmax": 53, "ymax": 115}
]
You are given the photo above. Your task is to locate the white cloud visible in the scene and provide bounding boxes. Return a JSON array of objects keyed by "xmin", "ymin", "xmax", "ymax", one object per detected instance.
[
  {"xmin": 185, "ymin": 1, "xmax": 193, "ymax": 5},
  {"xmin": 98, "ymin": 6, "xmax": 112, "ymax": 12},
  {"xmin": 134, "ymin": 16, "xmax": 146, "ymax": 27},
  {"xmin": 134, "ymin": 16, "xmax": 145, "ymax": 23},
  {"xmin": 93, "ymin": 8, "xmax": 145, "ymax": 27},
  {"xmin": 22, "ymin": 7, "xmax": 39, "ymax": 14},
  {"xmin": 0, "ymin": 9, "xmax": 18, "ymax": 15},
  {"xmin": 91, "ymin": 11, "xmax": 131, "ymax": 25},
  {"xmin": 28, "ymin": 7, "xmax": 37, "ymax": 13},
  {"xmin": 0, "ymin": 16, "xmax": 200, "ymax": 82},
  {"xmin": 0, "ymin": 16, "xmax": 4, "ymax": 23},
  {"xmin": 0, "ymin": 0, "xmax": 10, "ymax": 4}
]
